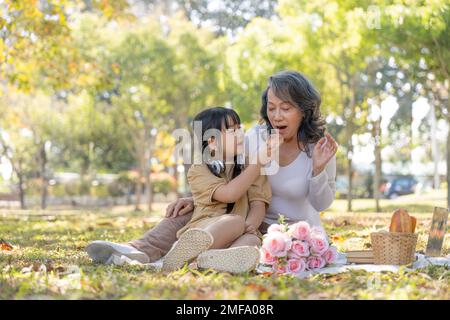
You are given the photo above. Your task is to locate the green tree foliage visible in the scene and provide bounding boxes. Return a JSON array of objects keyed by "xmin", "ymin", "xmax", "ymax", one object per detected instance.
[
  {"xmin": 175, "ymin": 0, "xmax": 278, "ymax": 35},
  {"xmin": 373, "ymin": 0, "xmax": 449, "ymax": 205},
  {"xmin": 224, "ymin": 17, "xmax": 309, "ymax": 122},
  {"xmin": 278, "ymin": 0, "xmax": 379, "ymax": 211},
  {"xmin": 1, "ymin": 0, "xmax": 449, "ymax": 210}
]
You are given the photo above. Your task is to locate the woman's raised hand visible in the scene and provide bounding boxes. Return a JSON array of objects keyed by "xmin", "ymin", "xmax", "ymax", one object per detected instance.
[
  {"xmin": 165, "ymin": 197, "xmax": 194, "ymax": 218},
  {"xmin": 312, "ymin": 133, "xmax": 338, "ymax": 176}
]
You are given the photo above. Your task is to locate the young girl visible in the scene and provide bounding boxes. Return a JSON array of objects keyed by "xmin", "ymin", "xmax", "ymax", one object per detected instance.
[{"xmin": 161, "ymin": 107, "xmax": 281, "ymax": 273}]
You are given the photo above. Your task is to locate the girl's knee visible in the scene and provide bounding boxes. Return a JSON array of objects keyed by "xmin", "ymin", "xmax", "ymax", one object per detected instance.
[
  {"xmin": 246, "ymin": 233, "xmax": 262, "ymax": 246},
  {"xmin": 221, "ymin": 214, "xmax": 244, "ymax": 224},
  {"xmin": 221, "ymin": 214, "xmax": 245, "ymax": 232},
  {"xmin": 230, "ymin": 214, "xmax": 246, "ymax": 228}
]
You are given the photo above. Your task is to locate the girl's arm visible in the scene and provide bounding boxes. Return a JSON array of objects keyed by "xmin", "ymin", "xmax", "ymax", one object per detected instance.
[
  {"xmin": 212, "ymin": 164, "xmax": 262, "ymax": 203},
  {"xmin": 213, "ymin": 134, "xmax": 283, "ymax": 203},
  {"xmin": 245, "ymin": 200, "xmax": 267, "ymax": 233},
  {"xmin": 165, "ymin": 158, "xmax": 269, "ymax": 217}
]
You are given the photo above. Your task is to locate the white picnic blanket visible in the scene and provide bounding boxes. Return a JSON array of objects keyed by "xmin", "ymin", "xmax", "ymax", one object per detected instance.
[
  {"xmin": 109, "ymin": 251, "xmax": 449, "ymax": 277},
  {"xmin": 257, "ymin": 252, "xmax": 450, "ymax": 278}
]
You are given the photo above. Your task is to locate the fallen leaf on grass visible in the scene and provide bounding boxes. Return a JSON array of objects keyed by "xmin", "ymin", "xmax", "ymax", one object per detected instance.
[
  {"xmin": 0, "ymin": 239, "xmax": 13, "ymax": 251},
  {"xmin": 97, "ymin": 221, "xmax": 114, "ymax": 227},
  {"xmin": 21, "ymin": 262, "xmax": 42, "ymax": 274},
  {"xmin": 20, "ymin": 262, "xmax": 66, "ymax": 274},
  {"xmin": 246, "ymin": 284, "xmax": 268, "ymax": 292},
  {"xmin": 333, "ymin": 219, "xmax": 350, "ymax": 227},
  {"xmin": 331, "ymin": 235, "xmax": 344, "ymax": 242},
  {"xmin": 320, "ymin": 273, "xmax": 347, "ymax": 283},
  {"xmin": 195, "ymin": 287, "xmax": 212, "ymax": 298}
]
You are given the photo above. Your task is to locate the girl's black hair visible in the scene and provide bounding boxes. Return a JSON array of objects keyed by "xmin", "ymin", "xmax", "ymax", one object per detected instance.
[
  {"xmin": 192, "ymin": 106, "xmax": 243, "ymax": 212},
  {"xmin": 260, "ymin": 70, "xmax": 326, "ymax": 157}
]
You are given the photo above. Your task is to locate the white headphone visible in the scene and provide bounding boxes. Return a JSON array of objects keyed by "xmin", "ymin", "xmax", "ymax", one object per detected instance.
[{"xmin": 208, "ymin": 159, "xmax": 225, "ymax": 176}]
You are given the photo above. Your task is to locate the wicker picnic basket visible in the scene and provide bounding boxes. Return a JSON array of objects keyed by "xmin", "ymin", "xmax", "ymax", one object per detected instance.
[{"xmin": 370, "ymin": 232, "xmax": 418, "ymax": 265}]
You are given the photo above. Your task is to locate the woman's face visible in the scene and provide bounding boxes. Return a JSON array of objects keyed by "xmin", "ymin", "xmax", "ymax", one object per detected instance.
[{"xmin": 267, "ymin": 88, "xmax": 303, "ymax": 142}]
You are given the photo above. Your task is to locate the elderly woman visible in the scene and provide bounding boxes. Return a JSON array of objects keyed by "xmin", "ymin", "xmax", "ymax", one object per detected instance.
[{"xmin": 86, "ymin": 70, "xmax": 337, "ymax": 268}]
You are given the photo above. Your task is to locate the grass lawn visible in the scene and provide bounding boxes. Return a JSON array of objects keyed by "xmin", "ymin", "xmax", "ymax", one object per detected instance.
[{"xmin": 0, "ymin": 192, "xmax": 449, "ymax": 300}]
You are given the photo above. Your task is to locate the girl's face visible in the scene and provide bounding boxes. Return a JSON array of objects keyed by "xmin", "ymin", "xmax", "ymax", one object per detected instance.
[
  {"xmin": 267, "ymin": 88, "xmax": 303, "ymax": 142},
  {"xmin": 223, "ymin": 122, "xmax": 244, "ymax": 160},
  {"xmin": 209, "ymin": 117, "xmax": 244, "ymax": 161}
]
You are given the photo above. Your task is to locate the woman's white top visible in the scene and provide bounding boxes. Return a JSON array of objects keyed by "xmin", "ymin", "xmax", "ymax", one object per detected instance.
[{"xmin": 245, "ymin": 124, "xmax": 336, "ymax": 227}]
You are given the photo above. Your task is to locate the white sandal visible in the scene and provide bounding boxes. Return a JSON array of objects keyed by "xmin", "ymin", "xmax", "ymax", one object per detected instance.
[{"xmin": 86, "ymin": 241, "xmax": 150, "ymax": 264}]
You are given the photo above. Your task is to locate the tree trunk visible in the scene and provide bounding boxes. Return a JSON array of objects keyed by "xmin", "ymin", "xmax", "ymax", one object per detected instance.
[
  {"xmin": 447, "ymin": 113, "xmax": 450, "ymax": 209},
  {"xmin": 39, "ymin": 143, "xmax": 48, "ymax": 209},
  {"xmin": 346, "ymin": 83, "xmax": 356, "ymax": 212},
  {"xmin": 430, "ymin": 103, "xmax": 440, "ymax": 189},
  {"xmin": 346, "ymin": 118, "xmax": 353, "ymax": 212},
  {"xmin": 144, "ymin": 137, "xmax": 153, "ymax": 212},
  {"xmin": 133, "ymin": 133, "xmax": 147, "ymax": 211},
  {"xmin": 347, "ymin": 157, "xmax": 353, "ymax": 212},
  {"xmin": 173, "ymin": 118, "xmax": 181, "ymax": 196},
  {"xmin": 145, "ymin": 169, "xmax": 153, "ymax": 212},
  {"xmin": 373, "ymin": 118, "xmax": 382, "ymax": 212},
  {"xmin": 17, "ymin": 172, "xmax": 26, "ymax": 210},
  {"xmin": 337, "ymin": 68, "xmax": 354, "ymax": 212},
  {"xmin": 135, "ymin": 151, "xmax": 144, "ymax": 211},
  {"xmin": 135, "ymin": 173, "xmax": 142, "ymax": 211}
]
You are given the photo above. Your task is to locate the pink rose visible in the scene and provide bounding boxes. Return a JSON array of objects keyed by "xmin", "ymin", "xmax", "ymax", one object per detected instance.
[
  {"xmin": 260, "ymin": 247, "xmax": 277, "ymax": 265},
  {"xmin": 288, "ymin": 221, "xmax": 310, "ymax": 241},
  {"xmin": 272, "ymin": 263, "xmax": 288, "ymax": 275},
  {"xmin": 322, "ymin": 246, "xmax": 338, "ymax": 264},
  {"xmin": 267, "ymin": 224, "xmax": 285, "ymax": 234},
  {"xmin": 307, "ymin": 256, "xmax": 326, "ymax": 270},
  {"xmin": 290, "ymin": 240, "xmax": 310, "ymax": 257},
  {"xmin": 262, "ymin": 231, "xmax": 292, "ymax": 257},
  {"xmin": 309, "ymin": 235, "xmax": 329, "ymax": 256},
  {"xmin": 287, "ymin": 258, "xmax": 306, "ymax": 274}
]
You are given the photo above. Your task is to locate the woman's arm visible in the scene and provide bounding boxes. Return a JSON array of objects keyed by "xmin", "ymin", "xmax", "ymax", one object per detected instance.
[
  {"xmin": 308, "ymin": 155, "xmax": 336, "ymax": 212},
  {"xmin": 165, "ymin": 197, "xmax": 194, "ymax": 218},
  {"xmin": 308, "ymin": 133, "xmax": 338, "ymax": 212}
]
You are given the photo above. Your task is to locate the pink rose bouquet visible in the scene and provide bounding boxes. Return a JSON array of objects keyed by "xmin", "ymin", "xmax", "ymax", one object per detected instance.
[{"xmin": 259, "ymin": 216, "xmax": 338, "ymax": 275}]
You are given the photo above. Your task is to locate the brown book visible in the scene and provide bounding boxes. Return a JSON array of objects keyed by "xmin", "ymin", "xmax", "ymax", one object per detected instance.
[{"xmin": 346, "ymin": 250, "xmax": 374, "ymax": 264}]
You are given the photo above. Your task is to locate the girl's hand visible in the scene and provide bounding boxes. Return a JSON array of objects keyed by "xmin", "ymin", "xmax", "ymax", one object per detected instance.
[
  {"xmin": 165, "ymin": 197, "xmax": 194, "ymax": 218},
  {"xmin": 312, "ymin": 133, "xmax": 338, "ymax": 176},
  {"xmin": 257, "ymin": 132, "xmax": 284, "ymax": 166}
]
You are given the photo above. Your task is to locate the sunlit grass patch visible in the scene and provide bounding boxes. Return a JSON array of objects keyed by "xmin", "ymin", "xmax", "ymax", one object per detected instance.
[{"xmin": 0, "ymin": 204, "xmax": 449, "ymax": 299}]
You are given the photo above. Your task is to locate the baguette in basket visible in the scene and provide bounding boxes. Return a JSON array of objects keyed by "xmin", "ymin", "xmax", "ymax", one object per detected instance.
[{"xmin": 389, "ymin": 208, "xmax": 416, "ymax": 233}]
